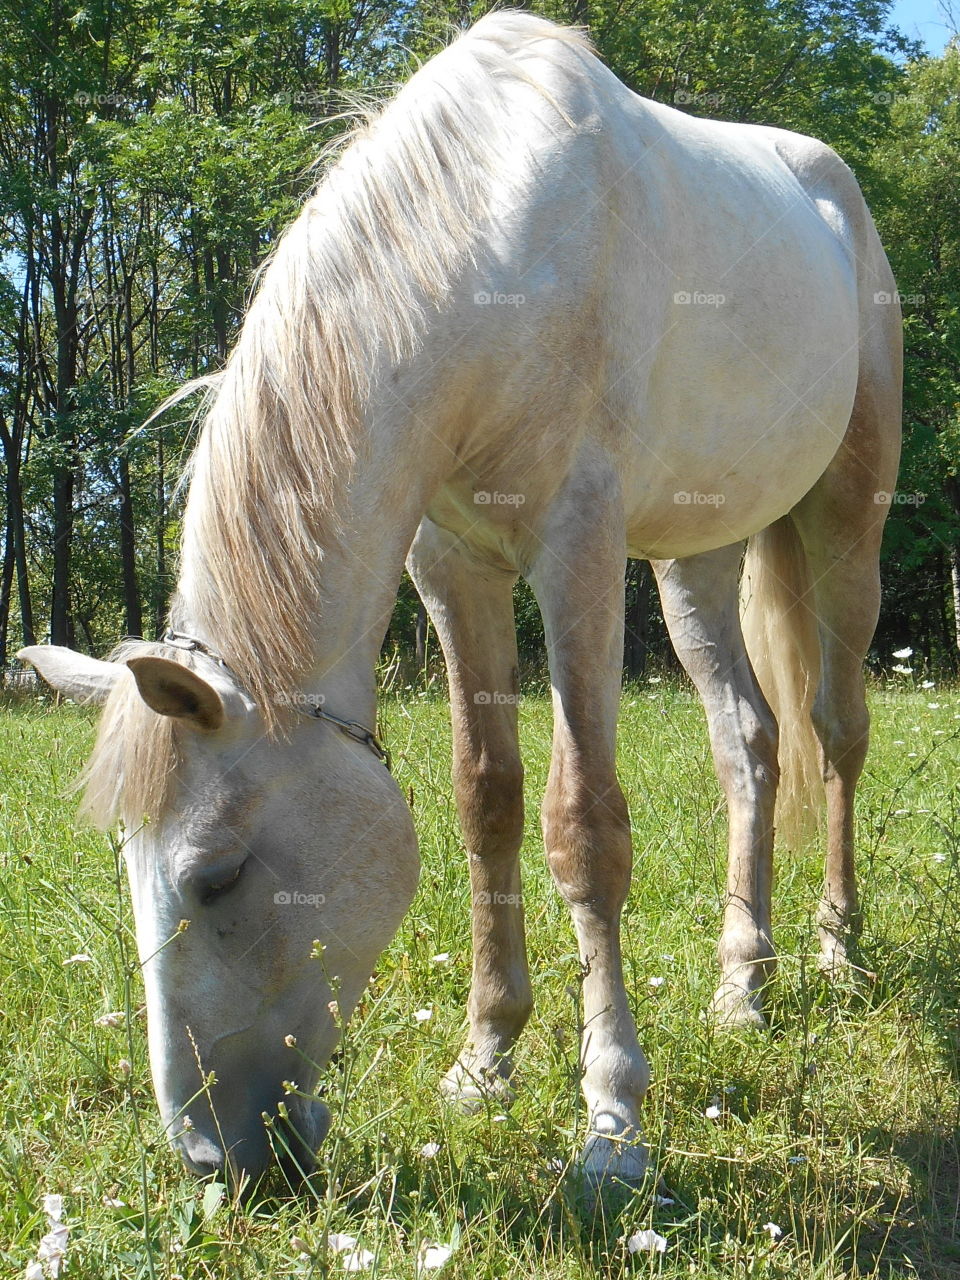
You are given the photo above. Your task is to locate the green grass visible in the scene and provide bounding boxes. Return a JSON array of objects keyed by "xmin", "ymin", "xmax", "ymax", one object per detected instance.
[{"xmin": 2, "ymin": 682, "xmax": 959, "ymax": 1279}]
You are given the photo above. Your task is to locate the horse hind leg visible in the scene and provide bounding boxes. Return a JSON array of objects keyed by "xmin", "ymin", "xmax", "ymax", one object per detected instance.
[
  {"xmin": 791, "ymin": 366, "xmax": 901, "ymax": 976},
  {"xmin": 652, "ymin": 546, "xmax": 779, "ymax": 1027},
  {"xmin": 407, "ymin": 518, "xmax": 532, "ymax": 1106}
]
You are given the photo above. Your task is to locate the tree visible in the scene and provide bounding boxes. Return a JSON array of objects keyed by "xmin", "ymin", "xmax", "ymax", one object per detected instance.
[{"xmin": 871, "ymin": 46, "xmax": 960, "ymax": 666}]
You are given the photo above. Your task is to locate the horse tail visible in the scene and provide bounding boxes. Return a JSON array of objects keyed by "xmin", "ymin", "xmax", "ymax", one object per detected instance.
[{"xmin": 740, "ymin": 515, "xmax": 824, "ymax": 847}]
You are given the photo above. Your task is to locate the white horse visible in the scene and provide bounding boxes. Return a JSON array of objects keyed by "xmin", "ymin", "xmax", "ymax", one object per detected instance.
[{"xmin": 21, "ymin": 12, "xmax": 901, "ymax": 1189}]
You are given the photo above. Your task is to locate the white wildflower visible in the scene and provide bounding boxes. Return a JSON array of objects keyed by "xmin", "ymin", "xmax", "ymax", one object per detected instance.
[
  {"xmin": 892, "ymin": 664, "xmax": 913, "ymax": 675},
  {"xmin": 327, "ymin": 1234, "xmax": 358, "ymax": 1253},
  {"xmin": 418, "ymin": 1242, "xmax": 454, "ymax": 1272},
  {"xmin": 933, "ymin": 854, "xmax": 947, "ymax": 864},
  {"xmin": 42, "ymin": 1195, "xmax": 63, "ymax": 1222},
  {"xmin": 626, "ymin": 1229, "xmax": 668, "ymax": 1254},
  {"xmin": 762, "ymin": 1221, "xmax": 783, "ymax": 1240},
  {"xmin": 420, "ymin": 1142, "xmax": 441, "ymax": 1158},
  {"xmin": 37, "ymin": 1223, "xmax": 69, "ymax": 1277},
  {"xmin": 648, "ymin": 976, "xmax": 665, "ymax": 988},
  {"xmin": 654, "ymin": 1194, "xmax": 675, "ymax": 1207},
  {"xmin": 63, "ymin": 954, "xmax": 92, "ymax": 966},
  {"xmin": 893, "ymin": 647, "xmax": 913, "ymax": 659},
  {"xmin": 414, "ymin": 1008, "xmax": 433, "ymax": 1023},
  {"xmin": 342, "ymin": 1249, "xmax": 374, "ymax": 1271},
  {"xmin": 95, "ymin": 1012, "xmax": 125, "ymax": 1029},
  {"xmin": 705, "ymin": 1103, "xmax": 721, "ymax": 1120},
  {"xmin": 430, "ymin": 953, "xmax": 451, "ymax": 965}
]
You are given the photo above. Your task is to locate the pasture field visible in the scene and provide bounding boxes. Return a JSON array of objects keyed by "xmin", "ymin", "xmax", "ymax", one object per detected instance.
[{"xmin": 2, "ymin": 683, "xmax": 959, "ymax": 1279}]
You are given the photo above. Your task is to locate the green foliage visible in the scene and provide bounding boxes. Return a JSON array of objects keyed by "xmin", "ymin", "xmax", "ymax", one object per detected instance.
[{"xmin": 870, "ymin": 49, "xmax": 960, "ymax": 664}]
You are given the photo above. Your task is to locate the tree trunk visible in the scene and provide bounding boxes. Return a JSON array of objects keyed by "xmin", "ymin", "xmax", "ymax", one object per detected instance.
[
  {"xmin": 0, "ymin": 427, "xmax": 35, "ymax": 647},
  {"xmin": 624, "ymin": 559, "xmax": 652, "ymax": 678},
  {"xmin": 51, "ymin": 464, "xmax": 74, "ymax": 645},
  {"xmin": 570, "ymin": 0, "xmax": 590, "ymax": 26},
  {"xmin": 415, "ymin": 600, "xmax": 429, "ymax": 670},
  {"xmin": 154, "ymin": 434, "xmax": 167, "ymax": 635},
  {"xmin": 945, "ymin": 476, "xmax": 960, "ymax": 666},
  {"xmin": 0, "ymin": 513, "xmax": 13, "ymax": 669},
  {"xmin": 118, "ymin": 454, "xmax": 143, "ymax": 637}
]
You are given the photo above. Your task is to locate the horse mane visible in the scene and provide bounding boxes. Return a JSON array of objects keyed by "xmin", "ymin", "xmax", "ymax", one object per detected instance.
[{"xmin": 83, "ymin": 13, "xmax": 593, "ymax": 827}]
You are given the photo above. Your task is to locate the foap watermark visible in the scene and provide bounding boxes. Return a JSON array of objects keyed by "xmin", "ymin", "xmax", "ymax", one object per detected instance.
[
  {"xmin": 871, "ymin": 90, "xmax": 925, "ymax": 107},
  {"xmin": 474, "ymin": 289, "xmax": 525, "ymax": 307},
  {"xmin": 274, "ymin": 890, "xmax": 326, "ymax": 908},
  {"xmin": 674, "ymin": 290, "xmax": 726, "ymax": 307},
  {"xmin": 674, "ymin": 490, "xmax": 726, "ymax": 506},
  {"xmin": 274, "ymin": 690, "xmax": 326, "ymax": 709},
  {"xmin": 874, "ymin": 490, "xmax": 926, "ymax": 506},
  {"xmin": 674, "ymin": 89, "xmax": 726, "ymax": 109},
  {"xmin": 475, "ymin": 890, "xmax": 523, "ymax": 907},
  {"xmin": 273, "ymin": 89, "xmax": 328, "ymax": 107},
  {"xmin": 474, "ymin": 490, "xmax": 525, "ymax": 506},
  {"xmin": 73, "ymin": 90, "xmax": 130, "ymax": 106},
  {"xmin": 474, "ymin": 690, "xmax": 523, "ymax": 706},
  {"xmin": 874, "ymin": 290, "xmax": 924, "ymax": 306}
]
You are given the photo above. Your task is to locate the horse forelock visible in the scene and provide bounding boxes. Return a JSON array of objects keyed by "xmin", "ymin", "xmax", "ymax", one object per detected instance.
[{"xmin": 80, "ymin": 640, "xmax": 192, "ymax": 831}]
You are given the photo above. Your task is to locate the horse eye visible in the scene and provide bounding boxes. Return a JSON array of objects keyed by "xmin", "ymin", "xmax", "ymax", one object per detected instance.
[{"xmin": 199, "ymin": 860, "xmax": 246, "ymax": 905}]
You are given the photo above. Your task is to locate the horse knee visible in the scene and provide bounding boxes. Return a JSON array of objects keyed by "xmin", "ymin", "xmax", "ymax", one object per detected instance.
[
  {"xmin": 713, "ymin": 695, "xmax": 779, "ymax": 799},
  {"xmin": 543, "ymin": 777, "xmax": 632, "ymax": 912},
  {"xmin": 455, "ymin": 757, "xmax": 525, "ymax": 858},
  {"xmin": 811, "ymin": 699, "xmax": 869, "ymax": 783}
]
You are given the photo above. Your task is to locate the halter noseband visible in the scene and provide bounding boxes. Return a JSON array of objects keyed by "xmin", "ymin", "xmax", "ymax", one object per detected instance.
[{"xmin": 160, "ymin": 630, "xmax": 391, "ymax": 769}]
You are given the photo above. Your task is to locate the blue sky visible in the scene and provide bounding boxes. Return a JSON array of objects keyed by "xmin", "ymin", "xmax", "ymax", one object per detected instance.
[{"xmin": 887, "ymin": 0, "xmax": 955, "ymax": 54}]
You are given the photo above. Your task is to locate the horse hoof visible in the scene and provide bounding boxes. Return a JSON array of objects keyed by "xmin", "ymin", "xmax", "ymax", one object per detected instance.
[
  {"xmin": 708, "ymin": 984, "xmax": 768, "ymax": 1030},
  {"xmin": 440, "ymin": 1061, "xmax": 515, "ymax": 1114},
  {"xmin": 573, "ymin": 1134, "xmax": 650, "ymax": 1206},
  {"xmin": 817, "ymin": 941, "xmax": 875, "ymax": 985}
]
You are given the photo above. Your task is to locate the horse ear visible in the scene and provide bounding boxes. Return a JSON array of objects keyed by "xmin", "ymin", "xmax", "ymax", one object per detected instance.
[
  {"xmin": 17, "ymin": 645, "xmax": 124, "ymax": 705},
  {"xmin": 126, "ymin": 657, "xmax": 225, "ymax": 732}
]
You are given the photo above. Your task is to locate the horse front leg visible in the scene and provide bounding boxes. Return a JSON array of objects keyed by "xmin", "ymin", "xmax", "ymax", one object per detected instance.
[
  {"xmin": 528, "ymin": 478, "xmax": 649, "ymax": 1190},
  {"xmin": 407, "ymin": 519, "xmax": 532, "ymax": 1106}
]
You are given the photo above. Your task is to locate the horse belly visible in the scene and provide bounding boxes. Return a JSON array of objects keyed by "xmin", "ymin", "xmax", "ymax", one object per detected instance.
[
  {"xmin": 608, "ymin": 144, "xmax": 861, "ymax": 558},
  {"xmin": 621, "ymin": 317, "xmax": 859, "ymax": 559}
]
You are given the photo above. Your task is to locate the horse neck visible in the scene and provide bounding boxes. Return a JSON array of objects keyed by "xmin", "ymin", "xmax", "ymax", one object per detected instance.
[{"xmin": 177, "ymin": 396, "xmax": 443, "ymax": 723}]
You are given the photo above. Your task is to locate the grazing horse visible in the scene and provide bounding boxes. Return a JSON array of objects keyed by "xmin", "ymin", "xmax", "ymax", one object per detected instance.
[{"xmin": 20, "ymin": 12, "xmax": 901, "ymax": 1188}]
